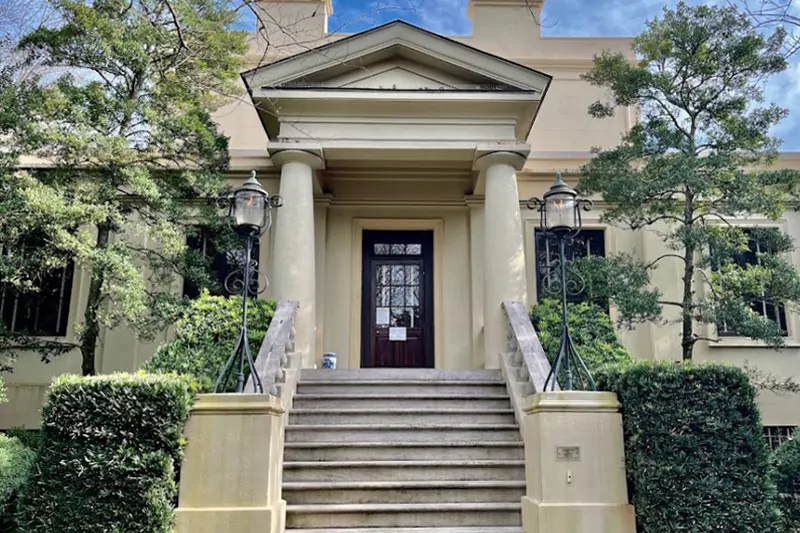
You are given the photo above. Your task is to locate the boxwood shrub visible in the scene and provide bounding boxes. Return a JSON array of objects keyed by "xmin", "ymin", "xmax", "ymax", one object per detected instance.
[
  {"xmin": 530, "ymin": 298, "xmax": 633, "ymax": 374},
  {"xmin": 16, "ymin": 373, "xmax": 196, "ymax": 533},
  {"xmin": 772, "ymin": 430, "xmax": 800, "ymax": 532},
  {"xmin": 144, "ymin": 291, "xmax": 275, "ymax": 392},
  {"xmin": 597, "ymin": 361, "xmax": 780, "ymax": 533},
  {"xmin": 0, "ymin": 435, "xmax": 36, "ymax": 532}
]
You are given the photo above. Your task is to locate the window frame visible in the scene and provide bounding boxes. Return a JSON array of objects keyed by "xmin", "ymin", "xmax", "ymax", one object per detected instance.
[
  {"xmin": 711, "ymin": 225, "xmax": 790, "ymax": 340},
  {"xmin": 0, "ymin": 250, "xmax": 76, "ymax": 339},
  {"xmin": 703, "ymin": 220, "xmax": 800, "ymax": 347},
  {"xmin": 764, "ymin": 425, "xmax": 797, "ymax": 451}
]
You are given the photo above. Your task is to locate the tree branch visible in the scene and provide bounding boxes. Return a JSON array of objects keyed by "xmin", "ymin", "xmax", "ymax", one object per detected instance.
[{"xmin": 646, "ymin": 253, "xmax": 688, "ymax": 269}]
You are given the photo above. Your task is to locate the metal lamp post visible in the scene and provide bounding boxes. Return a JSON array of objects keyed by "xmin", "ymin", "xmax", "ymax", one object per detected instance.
[
  {"xmin": 213, "ymin": 172, "xmax": 283, "ymax": 394},
  {"xmin": 527, "ymin": 173, "xmax": 596, "ymax": 391}
]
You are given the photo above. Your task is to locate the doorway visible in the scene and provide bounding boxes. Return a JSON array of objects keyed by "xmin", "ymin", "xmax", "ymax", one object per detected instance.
[{"xmin": 361, "ymin": 230, "xmax": 434, "ymax": 368}]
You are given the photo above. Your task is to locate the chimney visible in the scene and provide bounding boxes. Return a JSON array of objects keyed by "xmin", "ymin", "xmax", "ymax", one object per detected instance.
[
  {"xmin": 254, "ymin": 0, "xmax": 333, "ymax": 54},
  {"xmin": 468, "ymin": 0, "xmax": 544, "ymax": 55}
]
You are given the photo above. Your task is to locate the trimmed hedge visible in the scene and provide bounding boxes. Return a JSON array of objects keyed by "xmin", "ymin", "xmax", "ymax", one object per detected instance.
[
  {"xmin": 16, "ymin": 373, "xmax": 196, "ymax": 533},
  {"xmin": 530, "ymin": 298, "xmax": 633, "ymax": 374},
  {"xmin": 145, "ymin": 291, "xmax": 275, "ymax": 392},
  {"xmin": 0, "ymin": 435, "xmax": 35, "ymax": 532},
  {"xmin": 597, "ymin": 361, "xmax": 780, "ymax": 533},
  {"xmin": 773, "ymin": 430, "xmax": 800, "ymax": 532}
]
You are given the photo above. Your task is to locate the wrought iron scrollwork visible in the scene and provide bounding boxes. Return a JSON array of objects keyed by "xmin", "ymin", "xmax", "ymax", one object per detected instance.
[
  {"xmin": 537, "ymin": 237, "xmax": 588, "ymax": 301},
  {"xmin": 539, "ymin": 232, "xmax": 597, "ymax": 392},
  {"xmin": 223, "ymin": 250, "xmax": 269, "ymax": 297}
]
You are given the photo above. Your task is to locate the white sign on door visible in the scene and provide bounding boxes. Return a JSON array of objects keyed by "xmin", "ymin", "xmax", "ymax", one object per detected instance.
[
  {"xmin": 389, "ymin": 327, "xmax": 407, "ymax": 342},
  {"xmin": 376, "ymin": 307, "xmax": 391, "ymax": 326}
]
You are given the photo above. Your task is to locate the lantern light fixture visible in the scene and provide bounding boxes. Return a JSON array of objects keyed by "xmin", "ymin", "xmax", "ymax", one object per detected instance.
[{"xmin": 526, "ymin": 172, "xmax": 595, "ymax": 392}]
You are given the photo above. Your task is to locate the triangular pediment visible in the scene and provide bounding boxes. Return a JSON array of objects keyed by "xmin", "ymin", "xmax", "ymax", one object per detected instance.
[{"xmin": 243, "ymin": 20, "xmax": 551, "ymax": 94}]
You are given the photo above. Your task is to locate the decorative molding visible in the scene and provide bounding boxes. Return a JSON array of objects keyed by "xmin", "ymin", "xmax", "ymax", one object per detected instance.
[{"xmin": 243, "ymin": 21, "xmax": 551, "ymax": 95}]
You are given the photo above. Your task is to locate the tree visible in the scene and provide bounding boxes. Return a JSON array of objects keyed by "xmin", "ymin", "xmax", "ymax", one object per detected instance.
[
  {"xmin": 738, "ymin": 0, "xmax": 800, "ymax": 57},
  {"xmin": 577, "ymin": 2, "xmax": 800, "ymax": 361},
  {"xmin": 0, "ymin": 0, "xmax": 248, "ymax": 375}
]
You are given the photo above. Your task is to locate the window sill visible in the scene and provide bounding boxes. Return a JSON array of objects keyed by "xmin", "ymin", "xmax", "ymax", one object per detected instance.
[{"xmin": 708, "ymin": 338, "xmax": 800, "ymax": 349}]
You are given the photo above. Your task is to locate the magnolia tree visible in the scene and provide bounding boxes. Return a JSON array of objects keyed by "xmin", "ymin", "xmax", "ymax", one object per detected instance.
[{"xmin": 576, "ymin": 2, "xmax": 800, "ymax": 361}]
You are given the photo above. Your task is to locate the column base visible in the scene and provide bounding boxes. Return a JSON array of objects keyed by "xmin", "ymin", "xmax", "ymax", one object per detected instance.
[
  {"xmin": 176, "ymin": 501, "xmax": 286, "ymax": 533},
  {"xmin": 522, "ymin": 497, "xmax": 636, "ymax": 533}
]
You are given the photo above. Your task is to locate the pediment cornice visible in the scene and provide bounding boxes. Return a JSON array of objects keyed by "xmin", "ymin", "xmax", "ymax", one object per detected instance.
[{"xmin": 242, "ymin": 20, "xmax": 551, "ymax": 95}]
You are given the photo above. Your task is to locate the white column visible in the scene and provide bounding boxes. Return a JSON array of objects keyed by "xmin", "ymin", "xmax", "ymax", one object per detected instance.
[
  {"xmin": 477, "ymin": 151, "xmax": 528, "ymax": 369},
  {"xmin": 271, "ymin": 149, "xmax": 323, "ymax": 368}
]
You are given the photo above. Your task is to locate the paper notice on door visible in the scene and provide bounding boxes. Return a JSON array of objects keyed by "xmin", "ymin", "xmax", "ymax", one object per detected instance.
[
  {"xmin": 389, "ymin": 327, "xmax": 407, "ymax": 342},
  {"xmin": 376, "ymin": 307, "xmax": 391, "ymax": 326}
]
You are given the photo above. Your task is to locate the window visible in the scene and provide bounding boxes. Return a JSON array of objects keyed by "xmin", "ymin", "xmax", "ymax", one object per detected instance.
[
  {"xmin": 716, "ymin": 228, "xmax": 788, "ymax": 337},
  {"xmin": 373, "ymin": 243, "xmax": 422, "ymax": 256},
  {"xmin": 183, "ymin": 227, "xmax": 260, "ymax": 299},
  {"xmin": 764, "ymin": 426, "xmax": 796, "ymax": 451},
  {"xmin": 534, "ymin": 229, "xmax": 605, "ymax": 303},
  {"xmin": 0, "ymin": 255, "xmax": 74, "ymax": 337}
]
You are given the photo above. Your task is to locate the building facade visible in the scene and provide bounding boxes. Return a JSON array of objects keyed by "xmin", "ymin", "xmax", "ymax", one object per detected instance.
[{"xmin": 3, "ymin": 0, "xmax": 800, "ymax": 435}]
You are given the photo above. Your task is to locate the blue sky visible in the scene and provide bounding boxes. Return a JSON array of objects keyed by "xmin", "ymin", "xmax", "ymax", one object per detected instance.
[{"xmin": 321, "ymin": 0, "xmax": 800, "ymax": 151}]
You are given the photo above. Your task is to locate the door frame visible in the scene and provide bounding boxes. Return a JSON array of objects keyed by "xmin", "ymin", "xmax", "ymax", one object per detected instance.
[
  {"xmin": 361, "ymin": 230, "xmax": 434, "ymax": 368},
  {"xmin": 349, "ymin": 219, "xmax": 444, "ymax": 369}
]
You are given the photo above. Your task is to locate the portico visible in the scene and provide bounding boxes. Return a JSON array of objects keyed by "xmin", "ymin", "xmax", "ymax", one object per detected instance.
[{"xmin": 244, "ymin": 21, "xmax": 551, "ymax": 369}]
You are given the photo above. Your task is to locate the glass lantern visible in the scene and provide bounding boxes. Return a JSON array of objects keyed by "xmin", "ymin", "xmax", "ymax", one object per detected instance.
[
  {"xmin": 232, "ymin": 175, "xmax": 269, "ymax": 236},
  {"xmin": 542, "ymin": 173, "xmax": 580, "ymax": 233}
]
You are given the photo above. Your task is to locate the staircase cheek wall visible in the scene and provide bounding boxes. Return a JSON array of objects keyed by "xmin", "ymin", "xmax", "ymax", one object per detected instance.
[{"xmin": 175, "ymin": 395, "xmax": 286, "ymax": 533}]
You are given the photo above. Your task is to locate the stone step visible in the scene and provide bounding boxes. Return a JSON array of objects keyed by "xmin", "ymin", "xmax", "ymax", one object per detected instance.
[
  {"xmin": 288, "ymin": 529, "xmax": 522, "ymax": 533},
  {"xmin": 285, "ymin": 424, "xmax": 521, "ymax": 443},
  {"xmin": 300, "ymin": 369, "xmax": 503, "ymax": 381},
  {"xmin": 292, "ymin": 394, "xmax": 512, "ymax": 410},
  {"xmin": 282, "ymin": 460, "xmax": 525, "ymax": 482},
  {"xmin": 285, "ymin": 503, "xmax": 522, "ymax": 529},
  {"xmin": 295, "ymin": 381, "xmax": 507, "ymax": 396},
  {"xmin": 289, "ymin": 409, "xmax": 516, "ymax": 426},
  {"xmin": 284, "ymin": 441, "xmax": 525, "ymax": 462},
  {"xmin": 283, "ymin": 480, "xmax": 526, "ymax": 505}
]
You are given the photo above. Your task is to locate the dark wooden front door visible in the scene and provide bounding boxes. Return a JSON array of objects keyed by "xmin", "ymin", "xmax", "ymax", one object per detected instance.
[{"xmin": 361, "ymin": 230, "xmax": 434, "ymax": 368}]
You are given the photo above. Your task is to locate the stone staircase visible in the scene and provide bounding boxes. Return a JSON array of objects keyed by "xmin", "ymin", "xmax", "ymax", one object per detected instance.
[{"xmin": 283, "ymin": 368, "xmax": 525, "ymax": 533}]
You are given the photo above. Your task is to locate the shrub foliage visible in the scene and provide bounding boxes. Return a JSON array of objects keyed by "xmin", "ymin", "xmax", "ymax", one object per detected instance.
[
  {"xmin": 530, "ymin": 298, "xmax": 633, "ymax": 375},
  {"xmin": 144, "ymin": 291, "xmax": 275, "ymax": 392},
  {"xmin": 16, "ymin": 373, "xmax": 196, "ymax": 533},
  {"xmin": 0, "ymin": 435, "xmax": 35, "ymax": 532},
  {"xmin": 597, "ymin": 361, "xmax": 779, "ymax": 533},
  {"xmin": 773, "ymin": 430, "xmax": 800, "ymax": 532}
]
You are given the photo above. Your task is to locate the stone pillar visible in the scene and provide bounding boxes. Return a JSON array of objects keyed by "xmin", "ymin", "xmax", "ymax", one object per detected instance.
[
  {"xmin": 476, "ymin": 151, "xmax": 528, "ymax": 369},
  {"xmin": 271, "ymin": 148, "xmax": 323, "ymax": 368},
  {"xmin": 522, "ymin": 392, "xmax": 636, "ymax": 533},
  {"xmin": 176, "ymin": 395, "xmax": 286, "ymax": 533}
]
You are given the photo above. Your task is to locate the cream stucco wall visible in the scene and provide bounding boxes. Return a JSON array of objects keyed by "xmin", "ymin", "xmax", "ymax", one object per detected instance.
[{"xmin": 4, "ymin": 0, "xmax": 800, "ymax": 429}]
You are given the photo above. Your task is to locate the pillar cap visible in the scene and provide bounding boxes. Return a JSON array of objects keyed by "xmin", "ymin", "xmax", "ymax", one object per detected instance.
[
  {"xmin": 268, "ymin": 142, "xmax": 325, "ymax": 169},
  {"xmin": 192, "ymin": 393, "xmax": 285, "ymax": 416},
  {"xmin": 524, "ymin": 391, "xmax": 621, "ymax": 414},
  {"xmin": 473, "ymin": 143, "xmax": 530, "ymax": 171}
]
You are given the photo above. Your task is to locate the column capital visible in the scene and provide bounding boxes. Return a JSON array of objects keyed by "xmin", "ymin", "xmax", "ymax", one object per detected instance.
[
  {"xmin": 268, "ymin": 143, "xmax": 325, "ymax": 170},
  {"xmin": 473, "ymin": 144, "xmax": 530, "ymax": 172}
]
